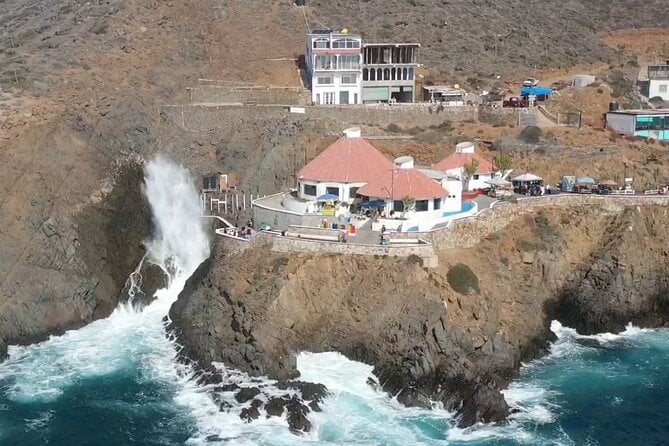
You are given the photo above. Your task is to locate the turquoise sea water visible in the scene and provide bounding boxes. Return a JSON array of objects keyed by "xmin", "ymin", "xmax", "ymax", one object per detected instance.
[{"xmin": 0, "ymin": 319, "xmax": 666, "ymax": 446}]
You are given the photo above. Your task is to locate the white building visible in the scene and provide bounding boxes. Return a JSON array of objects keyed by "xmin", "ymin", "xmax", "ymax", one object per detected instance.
[
  {"xmin": 305, "ymin": 30, "xmax": 363, "ymax": 105},
  {"xmin": 432, "ymin": 141, "xmax": 498, "ymax": 191},
  {"xmin": 296, "ymin": 127, "xmax": 394, "ymax": 202},
  {"xmin": 648, "ymin": 62, "xmax": 669, "ymax": 101}
]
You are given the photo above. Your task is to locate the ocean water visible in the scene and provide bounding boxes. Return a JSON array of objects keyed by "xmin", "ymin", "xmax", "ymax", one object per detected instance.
[{"xmin": 1, "ymin": 159, "xmax": 668, "ymax": 446}]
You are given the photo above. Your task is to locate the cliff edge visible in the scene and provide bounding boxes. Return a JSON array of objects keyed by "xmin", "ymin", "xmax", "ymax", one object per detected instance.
[{"xmin": 169, "ymin": 204, "xmax": 669, "ymax": 428}]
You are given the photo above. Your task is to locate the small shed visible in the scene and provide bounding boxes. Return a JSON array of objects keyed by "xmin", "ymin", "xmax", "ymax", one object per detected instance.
[
  {"xmin": 572, "ymin": 74, "xmax": 596, "ymax": 89},
  {"xmin": 202, "ymin": 172, "xmax": 239, "ymax": 192}
]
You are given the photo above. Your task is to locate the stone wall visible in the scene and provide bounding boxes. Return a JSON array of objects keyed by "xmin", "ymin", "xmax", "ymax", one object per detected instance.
[
  {"xmin": 160, "ymin": 104, "xmax": 477, "ymax": 133},
  {"xmin": 271, "ymin": 235, "xmax": 435, "ymax": 258},
  {"xmin": 189, "ymin": 86, "xmax": 311, "ymax": 106},
  {"xmin": 478, "ymin": 107, "xmax": 518, "ymax": 127}
]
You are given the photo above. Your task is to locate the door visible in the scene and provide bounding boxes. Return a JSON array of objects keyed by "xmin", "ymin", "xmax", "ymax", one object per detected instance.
[{"xmin": 339, "ymin": 91, "xmax": 349, "ymax": 105}]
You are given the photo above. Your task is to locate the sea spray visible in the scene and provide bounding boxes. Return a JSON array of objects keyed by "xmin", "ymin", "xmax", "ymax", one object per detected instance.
[{"xmin": 0, "ymin": 157, "xmax": 212, "ymax": 444}]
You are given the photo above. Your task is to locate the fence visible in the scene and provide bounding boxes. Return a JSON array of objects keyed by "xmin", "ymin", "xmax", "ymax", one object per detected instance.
[
  {"xmin": 557, "ymin": 112, "xmax": 582, "ymax": 128},
  {"xmin": 202, "ymin": 191, "xmax": 264, "ymax": 215}
]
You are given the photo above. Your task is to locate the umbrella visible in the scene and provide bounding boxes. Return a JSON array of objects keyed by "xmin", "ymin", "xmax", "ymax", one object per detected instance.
[
  {"xmin": 599, "ymin": 179, "xmax": 618, "ymax": 186},
  {"xmin": 317, "ymin": 193, "xmax": 339, "ymax": 202},
  {"xmin": 485, "ymin": 178, "xmax": 512, "ymax": 187},
  {"xmin": 576, "ymin": 176, "xmax": 596, "ymax": 184},
  {"xmin": 512, "ymin": 173, "xmax": 543, "ymax": 182}
]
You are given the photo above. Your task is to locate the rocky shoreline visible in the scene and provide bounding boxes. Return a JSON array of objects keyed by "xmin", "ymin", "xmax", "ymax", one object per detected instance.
[{"xmin": 169, "ymin": 204, "xmax": 669, "ymax": 432}]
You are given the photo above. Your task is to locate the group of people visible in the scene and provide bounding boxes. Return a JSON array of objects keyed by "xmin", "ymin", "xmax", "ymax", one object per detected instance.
[{"xmin": 225, "ymin": 218, "xmax": 255, "ymax": 240}]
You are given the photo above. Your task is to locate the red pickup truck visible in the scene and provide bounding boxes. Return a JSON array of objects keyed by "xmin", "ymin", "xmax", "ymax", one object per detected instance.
[{"xmin": 503, "ymin": 97, "xmax": 528, "ymax": 108}]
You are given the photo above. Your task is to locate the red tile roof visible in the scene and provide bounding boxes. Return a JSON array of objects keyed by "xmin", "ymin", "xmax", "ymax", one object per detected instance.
[
  {"xmin": 432, "ymin": 152, "xmax": 496, "ymax": 173},
  {"xmin": 297, "ymin": 137, "xmax": 394, "ymax": 183},
  {"xmin": 357, "ymin": 168, "xmax": 448, "ymax": 200}
]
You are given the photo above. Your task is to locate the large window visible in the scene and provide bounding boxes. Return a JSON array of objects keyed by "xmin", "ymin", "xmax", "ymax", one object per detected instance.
[
  {"xmin": 636, "ymin": 116, "xmax": 669, "ymax": 131},
  {"xmin": 323, "ymin": 92, "xmax": 335, "ymax": 104},
  {"xmin": 341, "ymin": 74, "xmax": 357, "ymax": 85},
  {"xmin": 339, "ymin": 55, "xmax": 360, "ymax": 70},
  {"xmin": 317, "ymin": 75, "xmax": 333, "ymax": 85},
  {"xmin": 326, "ymin": 186, "xmax": 340, "ymax": 197},
  {"xmin": 314, "ymin": 55, "xmax": 335, "ymax": 70},
  {"xmin": 393, "ymin": 200, "xmax": 404, "ymax": 213},
  {"xmin": 415, "ymin": 200, "xmax": 429, "ymax": 212},
  {"xmin": 332, "ymin": 38, "xmax": 360, "ymax": 49},
  {"xmin": 314, "ymin": 38, "xmax": 329, "ymax": 49},
  {"xmin": 304, "ymin": 184, "xmax": 317, "ymax": 196}
]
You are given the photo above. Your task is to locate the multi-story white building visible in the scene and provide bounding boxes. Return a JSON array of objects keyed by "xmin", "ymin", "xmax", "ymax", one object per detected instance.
[
  {"xmin": 305, "ymin": 30, "xmax": 363, "ymax": 105},
  {"xmin": 648, "ymin": 62, "xmax": 669, "ymax": 101}
]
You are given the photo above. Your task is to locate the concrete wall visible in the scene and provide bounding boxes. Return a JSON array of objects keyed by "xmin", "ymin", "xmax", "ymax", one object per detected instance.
[
  {"xmin": 606, "ymin": 113, "xmax": 635, "ymax": 135},
  {"xmin": 160, "ymin": 104, "xmax": 478, "ymax": 133},
  {"xmin": 253, "ymin": 203, "xmax": 324, "ymax": 230},
  {"xmin": 478, "ymin": 107, "xmax": 518, "ymax": 126},
  {"xmin": 270, "ymin": 234, "xmax": 435, "ymax": 258}
]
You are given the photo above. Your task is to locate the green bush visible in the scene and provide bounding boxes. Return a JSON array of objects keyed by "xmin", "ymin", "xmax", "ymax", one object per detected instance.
[
  {"xmin": 518, "ymin": 126, "xmax": 543, "ymax": 144},
  {"xmin": 446, "ymin": 263, "xmax": 480, "ymax": 295}
]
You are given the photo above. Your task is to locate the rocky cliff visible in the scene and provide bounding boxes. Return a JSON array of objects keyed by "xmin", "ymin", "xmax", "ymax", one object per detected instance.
[{"xmin": 170, "ymin": 204, "xmax": 669, "ymax": 430}]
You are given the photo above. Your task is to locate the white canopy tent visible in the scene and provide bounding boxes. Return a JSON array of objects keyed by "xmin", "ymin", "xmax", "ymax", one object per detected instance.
[
  {"xmin": 512, "ymin": 173, "xmax": 543, "ymax": 182},
  {"xmin": 485, "ymin": 178, "xmax": 512, "ymax": 187}
]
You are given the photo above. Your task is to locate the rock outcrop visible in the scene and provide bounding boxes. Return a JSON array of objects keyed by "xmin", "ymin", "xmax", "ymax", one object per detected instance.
[{"xmin": 170, "ymin": 205, "xmax": 669, "ymax": 430}]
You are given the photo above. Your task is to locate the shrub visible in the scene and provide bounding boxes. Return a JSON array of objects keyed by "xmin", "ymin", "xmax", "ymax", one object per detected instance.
[
  {"xmin": 518, "ymin": 126, "xmax": 543, "ymax": 144},
  {"xmin": 386, "ymin": 123, "xmax": 401, "ymax": 133},
  {"xmin": 446, "ymin": 263, "xmax": 480, "ymax": 295}
]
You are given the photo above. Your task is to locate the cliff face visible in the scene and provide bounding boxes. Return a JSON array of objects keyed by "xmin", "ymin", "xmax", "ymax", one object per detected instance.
[{"xmin": 170, "ymin": 204, "xmax": 669, "ymax": 428}]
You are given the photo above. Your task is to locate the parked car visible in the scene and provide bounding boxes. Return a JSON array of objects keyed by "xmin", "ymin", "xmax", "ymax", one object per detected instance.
[{"xmin": 522, "ymin": 78, "xmax": 539, "ymax": 87}]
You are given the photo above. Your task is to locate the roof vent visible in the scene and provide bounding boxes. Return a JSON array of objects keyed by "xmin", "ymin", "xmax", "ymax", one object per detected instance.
[
  {"xmin": 455, "ymin": 141, "xmax": 475, "ymax": 154},
  {"xmin": 343, "ymin": 127, "xmax": 361, "ymax": 138},
  {"xmin": 394, "ymin": 156, "xmax": 414, "ymax": 169}
]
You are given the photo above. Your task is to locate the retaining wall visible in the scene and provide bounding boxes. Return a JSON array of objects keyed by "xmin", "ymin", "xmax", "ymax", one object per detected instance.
[
  {"xmin": 271, "ymin": 235, "xmax": 435, "ymax": 258},
  {"xmin": 190, "ymin": 85, "xmax": 311, "ymax": 106},
  {"xmin": 253, "ymin": 203, "xmax": 324, "ymax": 230},
  {"xmin": 160, "ymin": 104, "xmax": 477, "ymax": 133}
]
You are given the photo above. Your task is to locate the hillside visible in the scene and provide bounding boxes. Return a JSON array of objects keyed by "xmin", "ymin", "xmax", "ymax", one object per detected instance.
[
  {"xmin": 0, "ymin": 0, "xmax": 668, "ymax": 353},
  {"xmin": 309, "ymin": 0, "xmax": 669, "ymax": 79}
]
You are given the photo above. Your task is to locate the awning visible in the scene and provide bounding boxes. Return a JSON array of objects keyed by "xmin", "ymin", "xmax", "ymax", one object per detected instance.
[
  {"xmin": 485, "ymin": 178, "xmax": 512, "ymax": 187},
  {"xmin": 599, "ymin": 179, "xmax": 618, "ymax": 186},
  {"xmin": 512, "ymin": 173, "xmax": 543, "ymax": 182},
  {"xmin": 576, "ymin": 176, "xmax": 596, "ymax": 184},
  {"xmin": 317, "ymin": 193, "xmax": 339, "ymax": 202}
]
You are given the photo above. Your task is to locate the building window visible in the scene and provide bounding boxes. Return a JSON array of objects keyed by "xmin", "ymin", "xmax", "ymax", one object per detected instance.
[
  {"xmin": 332, "ymin": 38, "xmax": 360, "ymax": 49},
  {"xmin": 363, "ymin": 69, "xmax": 368, "ymax": 81},
  {"xmin": 317, "ymin": 75, "xmax": 333, "ymax": 85},
  {"xmin": 323, "ymin": 92, "xmax": 335, "ymax": 104},
  {"xmin": 314, "ymin": 55, "xmax": 335, "ymax": 70},
  {"xmin": 341, "ymin": 74, "xmax": 357, "ymax": 84},
  {"xmin": 473, "ymin": 174, "xmax": 480, "ymax": 180},
  {"xmin": 314, "ymin": 39, "xmax": 329, "ymax": 49},
  {"xmin": 434, "ymin": 198, "xmax": 441, "ymax": 210},
  {"xmin": 415, "ymin": 200, "xmax": 429, "ymax": 212},
  {"xmin": 339, "ymin": 55, "xmax": 360, "ymax": 70},
  {"xmin": 304, "ymin": 184, "xmax": 317, "ymax": 196},
  {"xmin": 393, "ymin": 200, "xmax": 404, "ymax": 213},
  {"xmin": 660, "ymin": 84, "xmax": 668, "ymax": 93},
  {"xmin": 326, "ymin": 186, "xmax": 339, "ymax": 197}
]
